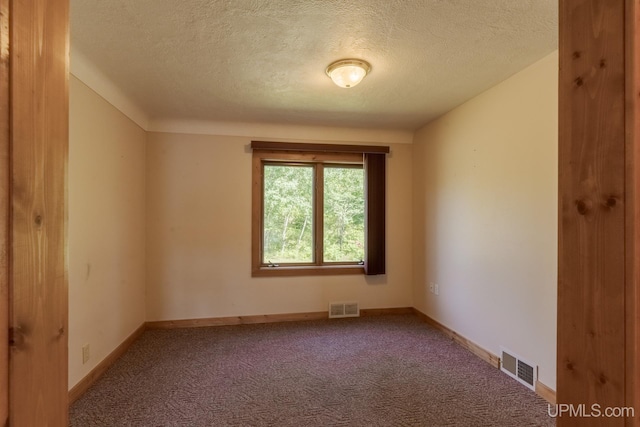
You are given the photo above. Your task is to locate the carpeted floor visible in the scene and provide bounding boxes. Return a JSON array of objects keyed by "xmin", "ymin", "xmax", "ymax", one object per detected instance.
[{"xmin": 70, "ymin": 314, "xmax": 555, "ymax": 426}]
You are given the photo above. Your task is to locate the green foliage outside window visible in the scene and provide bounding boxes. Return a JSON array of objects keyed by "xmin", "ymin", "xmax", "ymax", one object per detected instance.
[
  {"xmin": 323, "ymin": 167, "xmax": 365, "ymax": 262},
  {"xmin": 262, "ymin": 163, "xmax": 364, "ymax": 264},
  {"xmin": 263, "ymin": 165, "xmax": 314, "ymax": 263}
]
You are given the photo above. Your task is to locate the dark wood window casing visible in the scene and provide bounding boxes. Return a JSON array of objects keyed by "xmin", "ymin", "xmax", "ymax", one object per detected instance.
[
  {"xmin": 251, "ymin": 141, "xmax": 389, "ymax": 277},
  {"xmin": 364, "ymin": 153, "xmax": 386, "ymax": 275}
]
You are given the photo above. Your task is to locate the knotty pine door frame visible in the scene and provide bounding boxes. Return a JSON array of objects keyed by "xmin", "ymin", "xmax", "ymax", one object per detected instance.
[
  {"xmin": 626, "ymin": 1, "xmax": 640, "ymax": 421},
  {"xmin": 558, "ymin": 1, "xmax": 639, "ymax": 426},
  {"xmin": 2, "ymin": 0, "xmax": 69, "ymax": 426},
  {"xmin": 0, "ymin": 0, "xmax": 9, "ymax": 425}
]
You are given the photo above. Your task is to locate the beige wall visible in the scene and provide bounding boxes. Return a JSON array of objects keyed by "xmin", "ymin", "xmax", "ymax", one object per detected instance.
[
  {"xmin": 412, "ymin": 52, "xmax": 558, "ymax": 389},
  {"xmin": 69, "ymin": 76, "xmax": 147, "ymax": 388},
  {"xmin": 146, "ymin": 133, "xmax": 413, "ymax": 321}
]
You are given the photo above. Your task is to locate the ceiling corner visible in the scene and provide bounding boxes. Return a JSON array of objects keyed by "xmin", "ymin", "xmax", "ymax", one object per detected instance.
[{"xmin": 71, "ymin": 46, "xmax": 151, "ymax": 131}]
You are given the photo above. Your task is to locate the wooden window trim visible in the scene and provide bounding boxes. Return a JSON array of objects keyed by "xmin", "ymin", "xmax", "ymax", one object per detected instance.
[
  {"xmin": 251, "ymin": 140, "xmax": 390, "ymax": 154},
  {"xmin": 251, "ymin": 142, "xmax": 387, "ymax": 277},
  {"xmin": 252, "ymin": 265, "xmax": 365, "ymax": 278},
  {"xmin": 314, "ymin": 163, "xmax": 324, "ymax": 266}
]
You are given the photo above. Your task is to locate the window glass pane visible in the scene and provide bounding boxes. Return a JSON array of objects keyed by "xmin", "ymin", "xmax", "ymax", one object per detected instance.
[
  {"xmin": 263, "ymin": 164, "xmax": 314, "ymax": 264},
  {"xmin": 323, "ymin": 166, "xmax": 365, "ymax": 262}
]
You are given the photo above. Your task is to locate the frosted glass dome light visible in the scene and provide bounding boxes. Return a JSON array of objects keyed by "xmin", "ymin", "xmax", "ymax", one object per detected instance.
[{"xmin": 326, "ymin": 59, "xmax": 371, "ymax": 88}]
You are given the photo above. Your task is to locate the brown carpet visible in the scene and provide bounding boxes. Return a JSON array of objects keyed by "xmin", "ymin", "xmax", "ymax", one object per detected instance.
[{"xmin": 70, "ymin": 314, "xmax": 555, "ymax": 426}]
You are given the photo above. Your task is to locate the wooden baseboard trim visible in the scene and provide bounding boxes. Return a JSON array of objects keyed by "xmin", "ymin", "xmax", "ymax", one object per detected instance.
[
  {"xmin": 68, "ymin": 323, "xmax": 146, "ymax": 404},
  {"xmin": 360, "ymin": 307, "xmax": 414, "ymax": 316},
  {"xmin": 535, "ymin": 380, "xmax": 556, "ymax": 404},
  {"xmin": 412, "ymin": 308, "xmax": 500, "ymax": 368},
  {"xmin": 146, "ymin": 311, "xmax": 328, "ymax": 329},
  {"xmin": 146, "ymin": 307, "xmax": 415, "ymax": 329},
  {"xmin": 412, "ymin": 308, "xmax": 557, "ymax": 403}
]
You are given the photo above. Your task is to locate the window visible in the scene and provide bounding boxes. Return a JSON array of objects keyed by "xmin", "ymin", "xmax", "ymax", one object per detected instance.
[{"xmin": 251, "ymin": 141, "xmax": 388, "ymax": 277}]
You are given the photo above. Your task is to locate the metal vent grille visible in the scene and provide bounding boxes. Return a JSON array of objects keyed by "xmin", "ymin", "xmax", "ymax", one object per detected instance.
[
  {"xmin": 500, "ymin": 347, "xmax": 536, "ymax": 391},
  {"xmin": 344, "ymin": 303, "xmax": 360, "ymax": 316},
  {"xmin": 502, "ymin": 352, "xmax": 517, "ymax": 376},
  {"xmin": 329, "ymin": 302, "xmax": 359, "ymax": 319},
  {"xmin": 329, "ymin": 303, "xmax": 345, "ymax": 318},
  {"xmin": 517, "ymin": 360, "xmax": 535, "ymax": 386}
]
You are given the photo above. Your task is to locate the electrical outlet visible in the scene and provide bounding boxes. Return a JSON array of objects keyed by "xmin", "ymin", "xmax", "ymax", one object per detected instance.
[
  {"xmin": 82, "ymin": 344, "xmax": 90, "ymax": 364},
  {"xmin": 434, "ymin": 283, "xmax": 439, "ymax": 295},
  {"xmin": 429, "ymin": 282, "xmax": 434, "ymax": 293}
]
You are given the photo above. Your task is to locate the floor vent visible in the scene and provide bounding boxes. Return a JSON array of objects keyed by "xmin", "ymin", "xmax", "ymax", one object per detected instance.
[
  {"xmin": 500, "ymin": 347, "xmax": 536, "ymax": 390},
  {"xmin": 329, "ymin": 302, "xmax": 360, "ymax": 319}
]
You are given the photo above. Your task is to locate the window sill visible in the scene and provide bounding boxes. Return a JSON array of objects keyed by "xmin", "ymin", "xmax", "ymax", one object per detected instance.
[{"xmin": 252, "ymin": 265, "xmax": 365, "ymax": 277}]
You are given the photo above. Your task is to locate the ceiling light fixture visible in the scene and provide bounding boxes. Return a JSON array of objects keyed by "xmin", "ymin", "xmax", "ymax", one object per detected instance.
[{"xmin": 325, "ymin": 59, "xmax": 371, "ymax": 88}]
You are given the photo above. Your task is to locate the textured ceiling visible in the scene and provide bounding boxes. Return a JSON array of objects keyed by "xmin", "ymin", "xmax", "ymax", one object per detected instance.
[{"xmin": 70, "ymin": 0, "xmax": 558, "ymax": 131}]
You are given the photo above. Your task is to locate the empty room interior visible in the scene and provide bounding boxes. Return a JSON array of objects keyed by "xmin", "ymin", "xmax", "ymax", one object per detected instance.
[{"xmin": 67, "ymin": 0, "xmax": 560, "ymax": 423}]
